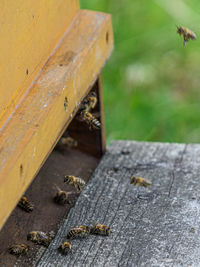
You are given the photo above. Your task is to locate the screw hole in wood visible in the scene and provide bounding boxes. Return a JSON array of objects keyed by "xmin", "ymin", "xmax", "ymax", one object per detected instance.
[
  {"xmin": 64, "ymin": 97, "xmax": 68, "ymax": 111},
  {"xmin": 106, "ymin": 32, "xmax": 109, "ymax": 43},
  {"xmin": 20, "ymin": 164, "xmax": 23, "ymax": 177}
]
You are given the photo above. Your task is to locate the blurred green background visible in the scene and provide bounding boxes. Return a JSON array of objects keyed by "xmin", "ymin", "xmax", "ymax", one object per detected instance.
[{"xmin": 81, "ymin": 0, "xmax": 200, "ymax": 144}]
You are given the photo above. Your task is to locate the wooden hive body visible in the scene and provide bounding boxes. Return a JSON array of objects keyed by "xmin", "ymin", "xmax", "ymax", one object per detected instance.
[{"xmin": 0, "ymin": 0, "xmax": 113, "ymax": 231}]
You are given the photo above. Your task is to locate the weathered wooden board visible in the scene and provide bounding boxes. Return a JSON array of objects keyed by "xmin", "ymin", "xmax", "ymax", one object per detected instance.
[
  {"xmin": 37, "ymin": 141, "xmax": 200, "ymax": 266},
  {"xmin": 0, "ymin": 0, "xmax": 79, "ymax": 126},
  {"xmin": 0, "ymin": 9, "xmax": 113, "ymax": 230}
]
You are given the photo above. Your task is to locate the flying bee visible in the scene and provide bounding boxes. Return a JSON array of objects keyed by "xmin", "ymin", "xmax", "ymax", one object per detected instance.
[
  {"xmin": 9, "ymin": 244, "xmax": 28, "ymax": 256},
  {"xmin": 90, "ymin": 223, "xmax": 111, "ymax": 236},
  {"xmin": 17, "ymin": 196, "xmax": 34, "ymax": 212},
  {"xmin": 67, "ymin": 225, "xmax": 90, "ymax": 239},
  {"xmin": 177, "ymin": 26, "xmax": 197, "ymax": 46},
  {"xmin": 27, "ymin": 231, "xmax": 52, "ymax": 247},
  {"xmin": 58, "ymin": 241, "xmax": 72, "ymax": 255},
  {"xmin": 130, "ymin": 176, "xmax": 152, "ymax": 187},
  {"xmin": 78, "ymin": 111, "xmax": 101, "ymax": 130},
  {"xmin": 53, "ymin": 184, "xmax": 70, "ymax": 205},
  {"xmin": 64, "ymin": 175, "xmax": 86, "ymax": 192}
]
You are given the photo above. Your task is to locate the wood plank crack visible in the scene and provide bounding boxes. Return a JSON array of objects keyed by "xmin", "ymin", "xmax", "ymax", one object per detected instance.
[{"xmin": 168, "ymin": 144, "xmax": 187, "ymax": 197}]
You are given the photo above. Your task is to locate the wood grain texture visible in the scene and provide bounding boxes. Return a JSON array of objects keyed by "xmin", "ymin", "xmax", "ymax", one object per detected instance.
[
  {"xmin": 37, "ymin": 141, "xmax": 200, "ymax": 266},
  {"xmin": 0, "ymin": 9, "xmax": 113, "ymax": 230},
  {"xmin": 0, "ymin": 0, "xmax": 79, "ymax": 126}
]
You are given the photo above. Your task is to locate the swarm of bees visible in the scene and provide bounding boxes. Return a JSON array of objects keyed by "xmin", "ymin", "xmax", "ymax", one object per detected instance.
[
  {"xmin": 77, "ymin": 91, "xmax": 101, "ymax": 131},
  {"xmin": 8, "ymin": 90, "xmax": 108, "ymax": 258},
  {"xmin": 58, "ymin": 242, "xmax": 72, "ymax": 255},
  {"xmin": 130, "ymin": 176, "xmax": 152, "ymax": 187},
  {"xmin": 177, "ymin": 26, "xmax": 197, "ymax": 46}
]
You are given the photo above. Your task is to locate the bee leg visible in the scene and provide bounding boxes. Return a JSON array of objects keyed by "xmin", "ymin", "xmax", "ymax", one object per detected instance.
[
  {"xmin": 77, "ymin": 184, "xmax": 82, "ymax": 192},
  {"xmin": 67, "ymin": 198, "xmax": 71, "ymax": 205},
  {"xmin": 183, "ymin": 36, "xmax": 188, "ymax": 46}
]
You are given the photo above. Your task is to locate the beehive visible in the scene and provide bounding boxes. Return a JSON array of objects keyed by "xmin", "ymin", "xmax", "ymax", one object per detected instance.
[{"xmin": 0, "ymin": 0, "xmax": 113, "ymax": 230}]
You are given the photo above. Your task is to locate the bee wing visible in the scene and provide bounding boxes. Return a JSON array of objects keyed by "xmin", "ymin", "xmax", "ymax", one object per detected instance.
[
  {"xmin": 53, "ymin": 184, "xmax": 61, "ymax": 192},
  {"xmin": 39, "ymin": 231, "xmax": 48, "ymax": 239}
]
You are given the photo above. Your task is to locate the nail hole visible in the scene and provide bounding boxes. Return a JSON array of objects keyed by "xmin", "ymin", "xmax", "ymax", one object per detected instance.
[
  {"xmin": 26, "ymin": 69, "xmax": 29, "ymax": 75},
  {"xmin": 20, "ymin": 164, "xmax": 23, "ymax": 177},
  {"xmin": 64, "ymin": 97, "xmax": 68, "ymax": 111},
  {"xmin": 106, "ymin": 32, "xmax": 109, "ymax": 43},
  {"xmin": 59, "ymin": 63, "xmax": 63, "ymax": 67}
]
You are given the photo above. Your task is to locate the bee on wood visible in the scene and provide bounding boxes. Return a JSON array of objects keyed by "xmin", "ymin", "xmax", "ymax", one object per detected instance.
[
  {"xmin": 90, "ymin": 223, "xmax": 111, "ymax": 236},
  {"xmin": 27, "ymin": 231, "xmax": 52, "ymax": 247},
  {"xmin": 55, "ymin": 134, "xmax": 78, "ymax": 153},
  {"xmin": 79, "ymin": 91, "xmax": 98, "ymax": 113},
  {"xmin": 64, "ymin": 175, "xmax": 86, "ymax": 192},
  {"xmin": 130, "ymin": 176, "xmax": 152, "ymax": 187},
  {"xmin": 58, "ymin": 241, "xmax": 72, "ymax": 255},
  {"xmin": 177, "ymin": 26, "xmax": 197, "ymax": 46},
  {"xmin": 67, "ymin": 225, "xmax": 90, "ymax": 239},
  {"xmin": 9, "ymin": 244, "xmax": 28, "ymax": 256},
  {"xmin": 78, "ymin": 111, "xmax": 101, "ymax": 130},
  {"xmin": 83, "ymin": 92, "xmax": 98, "ymax": 112},
  {"xmin": 17, "ymin": 196, "xmax": 34, "ymax": 212},
  {"xmin": 53, "ymin": 185, "xmax": 70, "ymax": 205},
  {"xmin": 49, "ymin": 230, "xmax": 56, "ymax": 239}
]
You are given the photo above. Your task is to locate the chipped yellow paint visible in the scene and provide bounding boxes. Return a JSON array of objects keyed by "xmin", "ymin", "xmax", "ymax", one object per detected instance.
[
  {"xmin": 0, "ymin": 0, "xmax": 80, "ymax": 128},
  {"xmin": 0, "ymin": 9, "xmax": 113, "ymax": 230}
]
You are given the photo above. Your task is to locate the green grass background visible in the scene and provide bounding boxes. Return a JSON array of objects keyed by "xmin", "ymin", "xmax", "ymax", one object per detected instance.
[{"xmin": 81, "ymin": 0, "xmax": 200, "ymax": 144}]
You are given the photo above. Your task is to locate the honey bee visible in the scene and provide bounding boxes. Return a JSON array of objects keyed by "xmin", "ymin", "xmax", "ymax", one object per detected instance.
[
  {"xmin": 79, "ymin": 91, "xmax": 98, "ymax": 113},
  {"xmin": 177, "ymin": 26, "xmax": 197, "ymax": 46},
  {"xmin": 27, "ymin": 231, "xmax": 52, "ymax": 247},
  {"xmin": 58, "ymin": 136, "xmax": 78, "ymax": 148},
  {"xmin": 53, "ymin": 185, "xmax": 70, "ymax": 205},
  {"xmin": 9, "ymin": 244, "xmax": 28, "ymax": 256},
  {"xmin": 58, "ymin": 241, "xmax": 72, "ymax": 255},
  {"xmin": 64, "ymin": 175, "xmax": 86, "ymax": 192},
  {"xmin": 78, "ymin": 111, "xmax": 101, "ymax": 130},
  {"xmin": 130, "ymin": 176, "xmax": 152, "ymax": 187},
  {"xmin": 17, "ymin": 196, "xmax": 34, "ymax": 212},
  {"xmin": 90, "ymin": 223, "xmax": 111, "ymax": 236},
  {"xmin": 83, "ymin": 92, "xmax": 98, "ymax": 112},
  {"xmin": 67, "ymin": 225, "xmax": 90, "ymax": 239}
]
